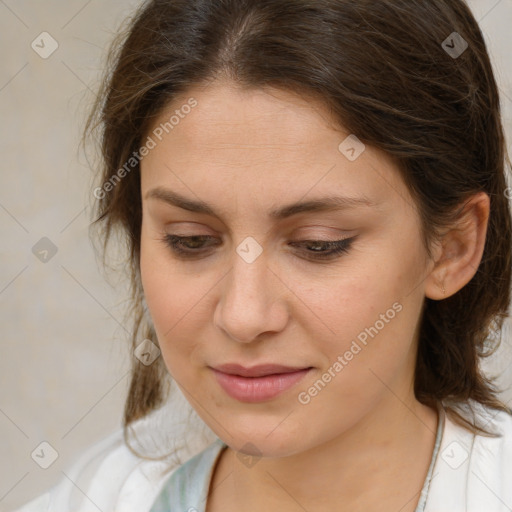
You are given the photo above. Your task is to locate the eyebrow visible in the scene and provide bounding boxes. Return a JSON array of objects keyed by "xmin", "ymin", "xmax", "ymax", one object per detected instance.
[{"xmin": 145, "ymin": 187, "xmax": 377, "ymax": 220}]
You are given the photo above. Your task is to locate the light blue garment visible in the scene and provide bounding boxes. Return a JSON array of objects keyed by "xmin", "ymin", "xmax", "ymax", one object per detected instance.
[
  {"xmin": 149, "ymin": 405, "xmax": 445, "ymax": 512},
  {"xmin": 149, "ymin": 438, "xmax": 228, "ymax": 512}
]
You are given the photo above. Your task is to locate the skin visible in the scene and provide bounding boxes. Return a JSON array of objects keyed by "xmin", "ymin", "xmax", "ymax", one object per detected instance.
[{"xmin": 139, "ymin": 80, "xmax": 490, "ymax": 512}]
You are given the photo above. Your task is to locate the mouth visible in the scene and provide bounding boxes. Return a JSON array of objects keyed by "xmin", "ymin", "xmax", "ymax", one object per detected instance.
[
  {"xmin": 209, "ymin": 363, "xmax": 313, "ymax": 402},
  {"xmin": 212, "ymin": 363, "xmax": 312, "ymax": 377}
]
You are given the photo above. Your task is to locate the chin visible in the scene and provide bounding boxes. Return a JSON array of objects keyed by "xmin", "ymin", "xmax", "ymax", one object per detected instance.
[{"xmin": 213, "ymin": 419, "xmax": 313, "ymax": 459}]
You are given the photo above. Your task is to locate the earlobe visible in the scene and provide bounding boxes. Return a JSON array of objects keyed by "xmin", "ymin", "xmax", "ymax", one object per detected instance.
[{"xmin": 424, "ymin": 192, "xmax": 490, "ymax": 301}]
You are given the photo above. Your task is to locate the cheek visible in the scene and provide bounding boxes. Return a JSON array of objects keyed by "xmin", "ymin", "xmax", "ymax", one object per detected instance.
[
  {"xmin": 294, "ymin": 240, "xmax": 423, "ymax": 374},
  {"xmin": 139, "ymin": 228, "xmax": 220, "ymax": 383},
  {"xmin": 140, "ymin": 223, "xmax": 190, "ymax": 328},
  {"xmin": 139, "ymin": 231, "xmax": 196, "ymax": 368},
  {"xmin": 140, "ymin": 235, "xmax": 170, "ymax": 331},
  {"xmin": 290, "ymin": 261, "xmax": 396, "ymax": 344}
]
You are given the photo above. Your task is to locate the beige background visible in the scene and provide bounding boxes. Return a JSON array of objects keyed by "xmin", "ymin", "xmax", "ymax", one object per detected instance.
[{"xmin": 1, "ymin": 0, "xmax": 511, "ymax": 510}]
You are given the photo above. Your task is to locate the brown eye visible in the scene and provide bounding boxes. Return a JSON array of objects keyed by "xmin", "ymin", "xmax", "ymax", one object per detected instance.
[
  {"xmin": 288, "ymin": 237, "xmax": 356, "ymax": 260},
  {"xmin": 163, "ymin": 235, "xmax": 219, "ymax": 256},
  {"xmin": 162, "ymin": 234, "xmax": 357, "ymax": 262}
]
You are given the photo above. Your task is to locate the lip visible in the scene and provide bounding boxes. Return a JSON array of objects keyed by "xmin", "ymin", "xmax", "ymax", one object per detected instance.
[
  {"xmin": 210, "ymin": 363, "xmax": 313, "ymax": 402},
  {"xmin": 213, "ymin": 363, "xmax": 310, "ymax": 377}
]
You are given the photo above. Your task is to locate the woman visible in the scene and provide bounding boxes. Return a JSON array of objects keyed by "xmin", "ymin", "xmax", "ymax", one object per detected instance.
[{"xmin": 16, "ymin": 0, "xmax": 512, "ymax": 511}]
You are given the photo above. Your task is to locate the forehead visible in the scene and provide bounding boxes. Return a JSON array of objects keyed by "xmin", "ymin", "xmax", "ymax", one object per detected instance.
[
  {"xmin": 140, "ymin": 81, "xmax": 411, "ymax": 222},
  {"xmin": 154, "ymin": 81, "xmax": 339, "ymax": 147}
]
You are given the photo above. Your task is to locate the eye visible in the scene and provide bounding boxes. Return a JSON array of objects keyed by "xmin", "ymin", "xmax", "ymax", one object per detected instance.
[
  {"xmin": 162, "ymin": 235, "xmax": 219, "ymax": 257},
  {"xmin": 161, "ymin": 234, "xmax": 357, "ymax": 261},
  {"xmin": 288, "ymin": 237, "xmax": 356, "ymax": 260}
]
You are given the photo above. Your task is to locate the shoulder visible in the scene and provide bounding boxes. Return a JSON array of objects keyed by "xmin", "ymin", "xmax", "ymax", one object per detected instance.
[
  {"xmin": 425, "ymin": 401, "xmax": 512, "ymax": 512},
  {"xmin": 14, "ymin": 403, "xmax": 219, "ymax": 512},
  {"xmin": 467, "ymin": 404, "xmax": 512, "ymax": 508},
  {"xmin": 14, "ymin": 428, "xmax": 172, "ymax": 512}
]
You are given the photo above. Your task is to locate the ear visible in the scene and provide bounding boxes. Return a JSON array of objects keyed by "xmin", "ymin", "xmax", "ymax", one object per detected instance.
[{"xmin": 424, "ymin": 192, "xmax": 490, "ymax": 301}]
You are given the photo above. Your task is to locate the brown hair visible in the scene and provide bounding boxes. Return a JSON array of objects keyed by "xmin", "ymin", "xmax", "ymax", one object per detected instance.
[{"xmin": 86, "ymin": 0, "xmax": 512, "ymax": 442}]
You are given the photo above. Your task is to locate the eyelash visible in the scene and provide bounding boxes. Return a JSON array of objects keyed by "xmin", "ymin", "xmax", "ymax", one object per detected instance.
[{"xmin": 161, "ymin": 234, "xmax": 356, "ymax": 261}]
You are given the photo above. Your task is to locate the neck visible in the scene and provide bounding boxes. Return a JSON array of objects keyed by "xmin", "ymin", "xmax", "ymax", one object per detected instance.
[{"xmin": 209, "ymin": 396, "xmax": 439, "ymax": 512}]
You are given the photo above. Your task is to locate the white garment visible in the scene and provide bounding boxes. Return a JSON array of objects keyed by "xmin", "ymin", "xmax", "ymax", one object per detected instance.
[
  {"xmin": 13, "ymin": 400, "xmax": 512, "ymax": 512},
  {"xmin": 147, "ymin": 404, "xmax": 445, "ymax": 512}
]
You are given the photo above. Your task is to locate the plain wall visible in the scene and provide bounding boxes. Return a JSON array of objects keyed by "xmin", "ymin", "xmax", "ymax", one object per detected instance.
[{"xmin": 1, "ymin": 0, "xmax": 511, "ymax": 510}]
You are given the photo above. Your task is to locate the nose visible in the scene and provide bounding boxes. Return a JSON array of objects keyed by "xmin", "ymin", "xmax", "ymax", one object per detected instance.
[{"xmin": 213, "ymin": 249, "xmax": 289, "ymax": 344}]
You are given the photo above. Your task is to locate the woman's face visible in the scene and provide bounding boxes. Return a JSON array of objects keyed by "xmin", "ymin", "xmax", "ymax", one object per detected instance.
[{"xmin": 139, "ymin": 81, "xmax": 436, "ymax": 456}]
